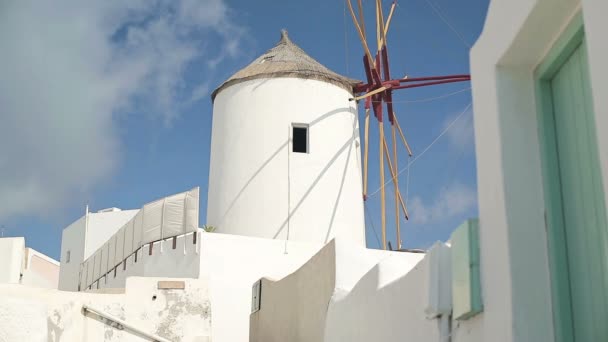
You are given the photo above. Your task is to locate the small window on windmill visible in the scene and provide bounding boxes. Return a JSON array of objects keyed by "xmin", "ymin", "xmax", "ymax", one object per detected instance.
[
  {"xmin": 66, "ymin": 250, "xmax": 71, "ymax": 263},
  {"xmin": 292, "ymin": 124, "xmax": 309, "ymax": 153},
  {"xmin": 251, "ymin": 279, "xmax": 262, "ymax": 313}
]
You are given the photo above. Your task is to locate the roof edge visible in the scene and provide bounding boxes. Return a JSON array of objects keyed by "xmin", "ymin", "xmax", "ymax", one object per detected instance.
[{"xmin": 211, "ymin": 73, "xmax": 358, "ymax": 102}]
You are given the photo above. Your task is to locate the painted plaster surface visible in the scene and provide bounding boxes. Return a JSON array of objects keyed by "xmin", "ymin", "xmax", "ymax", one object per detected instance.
[
  {"xmin": 208, "ymin": 77, "xmax": 365, "ymax": 247},
  {"xmin": 0, "ymin": 238, "xmax": 59, "ymax": 289},
  {"xmin": 124, "ymin": 277, "xmax": 211, "ymax": 342},
  {"xmin": 0, "ymin": 237, "xmax": 25, "ymax": 284},
  {"xmin": 22, "ymin": 248, "xmax": 60, "ymax": 289},
  {"xmin": 80, "ymin": 188, "xmax": 200, "ymax": 290},
  {"xmin": 58, "ymin": 210, "xmax": 138, "ymax": 291},
  {"xmin": 0, "ymin": 283, "xmax": 126, "ymax": 341},
  {"xmin": 325, "ymin": 254, "xmax": 438, "ymax": 342},
  {"xmin": 86, "ymin": 231, "xmax": 200, "ymax": 291},
  {"xmin": 58, "ymin": 216, "xmax": 87, "ymax": 291},
  {"xmin": 250, "ymin": 239, "xmax": 425, "ymax": 342},
  {"xmin": 0, "ymin": 296, "xmax": 47, "ymax": 342},
  {"xmin": 250, "ymin": 240, "xmax": 337, "ymax": 342},
  {"xmin": 200, "ymin": 232, "xmax": 324, "ymax": 342},
  {"xmin": 85, "ymin": 210, "xmax": 140, "ymax": 260},
  {"xmin": 466, "ymin": 0, "xmax": 608, "ymax": 341},
  {"xmin": 468, "ymin": 0, "xmax": 608, "ymax": 340},
  {"xmin": 71, "ymin": 230, "xmax": 321, "ymax": 342},
  {"xmin": 0, "ymin": 277, "xmax": 211, "ymax": 341}
]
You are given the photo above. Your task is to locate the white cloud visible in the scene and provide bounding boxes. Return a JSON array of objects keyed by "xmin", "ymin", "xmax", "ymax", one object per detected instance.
[
  {"xmin": 444, "ymin": 109, "xmax": 474, "ymax": 152},
  {"xmin": 0, "ymin": 0, "xmax": 244, "ymax": 219},
  {"xmin": 408, "ymin": 182, "xmax": 477, "ymax": 224},
  {"xmin": 189, "ymin": 82, "xmax": 212, "ymax": 104}
]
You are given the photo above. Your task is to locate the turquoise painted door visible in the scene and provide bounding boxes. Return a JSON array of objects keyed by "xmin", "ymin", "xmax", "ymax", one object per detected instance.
[{"xmin": 549, "ymin": 39, "xmax": 608, "ymax": 341}]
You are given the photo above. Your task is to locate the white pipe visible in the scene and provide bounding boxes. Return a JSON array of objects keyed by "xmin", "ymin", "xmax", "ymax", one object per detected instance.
[
  {"xmin": 439, "ymin": 314, "xmax": 451, "ymax": 342},
  {"xmin": 82, "ymin": 304, "xmax": 172, "ymax": 342}
]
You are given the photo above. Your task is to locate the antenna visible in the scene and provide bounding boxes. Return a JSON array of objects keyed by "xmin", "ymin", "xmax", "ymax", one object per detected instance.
[{"xmin": 84, "ymin": 202, "xmax": 90, "ymax": 256}]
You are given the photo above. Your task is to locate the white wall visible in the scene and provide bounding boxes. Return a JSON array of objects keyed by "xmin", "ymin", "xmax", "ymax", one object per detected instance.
[
  {"xmin": 59, "ymin": 210, "xmax": 138, "ymax": 291},
  {"xmin": 58, "ymin": 216, "xmax": 86, "ymax": 291},
  {"xmin": 0, "ymin": 237, "xmax": 25, "ymax": 284},
  {"xmin": 78, "ymin": 188, "xmax": 200, "ymax": 290},
  {"xmin": 324, "ymin": 253, "xmax": 438, "ymax": 342},
  {"xmin": 199, "ymin": 232, "xmax": 323, "ymax": 342},
  {"xmin": 77, "ymin": 230, "xmax": 321, "ymax": 342},
  {"xmin": 122, "ymin": 277, "xmax": 212, "ymax": 341},
  {"xmin": 468, "ymin": 0, "xmax": 608, "ymax": 341},
  {"xmin": 0, "ymin": 277, "xmax": 211, "ymax": 341},
  {"xmin": 84, "ymin": 210, "xmax": 139, "ymax": 260},
  {"xmin": 208, "ymin": 77, "xmax": 365, "ymax": 247},
  {"xmin": 0, "ymin": 238, "xmax": 59, "ymax": 289},
  {"xmin": 249, "ymin": 238, "xmax": 426, "ymax": 342},
  {"xmin": 21, "ymin": 248, "xmax": 60, "ymax": 289},
  {"xmin": 250, "ymin": 240, "xmax": 338, "ymax": 342},
  {"xmin": 87, "ymin": 231, "xmax": 201, "ymax": 291}
]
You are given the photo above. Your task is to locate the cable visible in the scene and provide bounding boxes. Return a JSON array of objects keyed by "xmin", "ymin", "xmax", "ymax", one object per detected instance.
[
  {"xmin": 368, "ymin": 102, "xmax": 472, "ymax": 198},
  {"xmin": 364, "ymin": 201, "xmax": 382, "ymax": 248},
  {"xmin": 285, "ymin": 125, "xmax": 291, "ymax": 254},
  {"xmin": 421, "ymin": 0, "xmax": 471, "ymax": 48},
  {"xmin": 405, "ymin": 155, "xmax": 411, "ymax": 205}
]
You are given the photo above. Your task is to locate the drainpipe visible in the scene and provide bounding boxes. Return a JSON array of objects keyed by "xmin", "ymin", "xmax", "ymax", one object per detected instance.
[
  {"xmin": 424, "ymin": 242, "xmax": 453, "ymax": 342},
  {"xmin": 439, "ymin": 314, "xmax": 451, "ymax": 342}
]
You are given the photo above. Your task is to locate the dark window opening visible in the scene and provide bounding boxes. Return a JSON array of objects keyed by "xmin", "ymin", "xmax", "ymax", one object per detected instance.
[{"xmin": 292, "ymin": 125, "xmax": 308, "ymax": 153}]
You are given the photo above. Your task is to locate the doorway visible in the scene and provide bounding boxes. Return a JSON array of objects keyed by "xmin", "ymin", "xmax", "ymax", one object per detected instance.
[{"xmin": 536, "ymin": 14, "xmax": 608, "ymax": 342}]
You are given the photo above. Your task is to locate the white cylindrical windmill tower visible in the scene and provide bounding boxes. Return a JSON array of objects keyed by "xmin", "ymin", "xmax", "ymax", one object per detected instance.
[{"xmin": 207, "ymin": 30, "xmax": 365, "ymax": 246}]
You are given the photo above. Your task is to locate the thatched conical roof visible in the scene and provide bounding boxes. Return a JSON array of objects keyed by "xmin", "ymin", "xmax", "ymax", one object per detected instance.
[{"xmin": 211, "ymin": 30, "xmax": 359, "ymax": 101}]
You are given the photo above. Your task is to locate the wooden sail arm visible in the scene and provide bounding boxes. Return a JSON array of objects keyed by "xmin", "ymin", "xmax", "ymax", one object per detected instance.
[
  {"xmin": 376, "ymin": 0, "xmax": 386, "ymax": 51},
  {"xmin": 392, "ymin": 78, "xmax": 470, "ymax": 90},
  {"xmin": 398, "ymin": 74, "xmax": 470, "ymax": 83},
  {"xmin": 362, "ymin": 107, "xmax": 370, "ymax": 199},
  {"xmin": 391, "ymin": 124, "xmax": 401, "ymax": 249},
  {"xmin": 357, "ymin": 0, "xmax": 366, "ymax": 40},
  {"xmin": 353, "ymin": 75, "xmax": 469, "ymax": 93},
  {"xmin": 393, "ymin": 114, "xmax": 413, "ymax": 156},
  {"xmin": 383, "ymin": 1, "xmax": 396, "ymax": 40},
  {"xmin": 378, "ymin": 123, "xmax": 387, "ymax": 250},
  {"xmin": 382, "ymin": 137, "xmax": 410, "ymax": 220},
  {"xmin": 350, "ymin": 86, "xmax": 390, "ymax": 101},
  {"xmin": 346, "ymin": 0, "xmax": 375, "ymax": 68}
]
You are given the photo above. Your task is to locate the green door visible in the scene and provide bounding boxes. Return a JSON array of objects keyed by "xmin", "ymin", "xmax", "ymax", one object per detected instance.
[{"xmin": 541, "ymin": 36, "xmax": 608, "ymax": 341}]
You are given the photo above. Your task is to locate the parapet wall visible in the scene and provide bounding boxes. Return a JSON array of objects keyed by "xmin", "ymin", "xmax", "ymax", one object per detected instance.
[
  {"xmin": 80, "ymin": 187, "xmax": 200, "ymax": 290},
  {"xmin": 0, "ymin": 277, "xmax": 211, "ymax": 341},
  {"xmin": 86, "ymin": 231, "xmax": 202, "ymax": 291}
]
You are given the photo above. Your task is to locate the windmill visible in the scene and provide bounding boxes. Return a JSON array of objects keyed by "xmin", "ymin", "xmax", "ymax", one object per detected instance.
[{"xmin": 346, "ymin": 0, "xmax": 471, "ymax": 250}]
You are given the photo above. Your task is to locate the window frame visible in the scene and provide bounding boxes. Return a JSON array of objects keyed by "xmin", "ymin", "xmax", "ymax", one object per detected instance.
[{"xmin": 291, "ymin": 123, "xmax": 309, "ymax": 154}]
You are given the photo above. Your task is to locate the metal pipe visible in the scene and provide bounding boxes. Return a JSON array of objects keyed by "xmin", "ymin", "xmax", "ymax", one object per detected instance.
[{"xmin": 82, "ymin": 304, "xmax": 173, "ymax": 342}]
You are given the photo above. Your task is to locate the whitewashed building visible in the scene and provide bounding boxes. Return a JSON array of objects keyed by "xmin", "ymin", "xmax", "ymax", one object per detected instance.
[
  {"xmin": 0, "ymin": 237, "xmax": 59, "ymax": 289},
  {"xmin": 251, "ymin": 1, "xmax": 608, "ymax": 341},
  {"xmin": 463, "ymin": 0, "xmax": 608, "ymax": 340},
  {"xmin": 59, "ymin": 207, "xmax": 139, "ymax": 291},
  {"xmin": 208, "ymin": 30, "xmax": 366, "ymax": 247},
  {"xmin": 1, "ymin": 1, "xmax": 607, "ymax": 340}
]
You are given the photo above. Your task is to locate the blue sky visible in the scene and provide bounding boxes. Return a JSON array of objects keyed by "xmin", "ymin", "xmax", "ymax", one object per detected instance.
[{"xmin": 0, "ymin": 0, "xmax": 489, "ymax": 259}]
